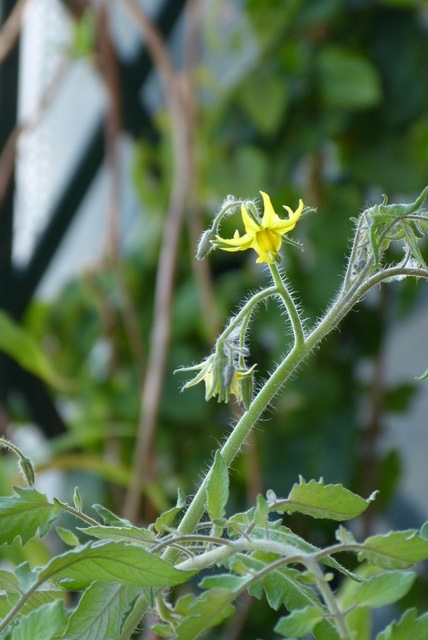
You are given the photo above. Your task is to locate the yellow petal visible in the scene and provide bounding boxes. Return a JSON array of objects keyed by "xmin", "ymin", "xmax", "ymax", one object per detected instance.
[
  {"xmin": 260, "ymin": 191, "xmax": 281, "ymax": 228},
  {"xmin": 254, "ymin": 229, "xmax": 282, "ymax": 261},
  {"xmin": 283, "ymin": 198, "xmax": 304, "ymax": 223},
  {"xmin": 215, "ymin": 232, "xmax": 254, "ymax": 251},
  {"xmin": 241, "ymin": 203, "xmax": 261, "ymax": 234},
  {"xmin": 270, "ymin": 199, "xmax": 304, "ymax": 233}
]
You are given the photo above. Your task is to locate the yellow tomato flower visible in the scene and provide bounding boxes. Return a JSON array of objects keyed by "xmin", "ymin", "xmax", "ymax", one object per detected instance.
[{"xmin": 215, "ymin": 191, "xmax": 303, "ymax": 264}]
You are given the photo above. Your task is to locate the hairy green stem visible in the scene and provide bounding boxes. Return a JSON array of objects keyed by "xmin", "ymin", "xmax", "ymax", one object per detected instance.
[
  {"xmin": 118, "ymin": 592, "xmax": 151, "ymax": 640},
  {"xmin": 306, "ymin": 558, "xmax": 351, "ymax": 640},
  {"xmin": 269, "ymin": 262, "xmax": 305, "ymax": 346},
  {"xmin": 60, "ymin": 504, "xmax": 101, "ymax": 527},
  {"xmin": 0, "ymin": 437, "xmax": 35, "ymax": 486},
  {"xmin": 219, "ymin": 285, "xmax": 277, "ymax": 344},
  {"xmin": 0, "ymin": 578, "xmax": 44, "ymax": 633}
]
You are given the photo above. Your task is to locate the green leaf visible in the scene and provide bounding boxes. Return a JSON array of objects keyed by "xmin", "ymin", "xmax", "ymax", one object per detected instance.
[
  {"xmin": 16, "ymin": 562, "xmax": 41, "ymax": 593},
  {"xmin": 384, "ymin": 384, "xmax": 417, "ymax": 414},
  {"xmin": 376, "ymin": 608, "xmax": 428, "ymax": 640},
  {"xmin": 0, "ymin": 311, "xmax": 68, "ymax": 389},
  {"xmin": 254, "ymin": 494, "xmax": 269, "ymax": 528},
  {"xmin": 0, "ymin": 594, "xmax": 13, "ymax": 619},
  {"xmin": 18, "ymin": 586, "xmax": 64, "ymax": 617},
  {"xmin": 79, "ymin": 524, "xmax": 154, "ymax": 546},
  {"xmin": 199, "ymin": 574, "xmax": 248, "ymax": 592},
  {"xmin": 370, "ymin": 220, "xmax": 381, "ymax": 265},
  {"xmin": 0, "ymin": 571, "xmax": 20, "ymax": 619},
  {"xmin": 271, "ymin": 477, "xmax": 376, "ymax": 521},
  {"xmin": 10, "ymin": 600, "xmax": 65, "ymax": 640},
  {"xmin": 248, "ymin": 522, "xmax": 361, "ymax": 583},
  {"xmin": 155, "ymin": 489, "xmax": 186, "ymax": 533},
  {"xmin": 421, "ymin": 521, "xmax": 428, "ymax": 540},
  {"xmin": 238, "ymin": 72, "xmax": 289, "ymax": 135},
  {"xmin": 262, "ymin": 566, "xmax": 318, "ymax": 611},
  {"xmin": 92, "ymin": 504, "xmax": 130, "ymax": 526},
  {"xmin": 275, "ymin": 606, "xmax": 324, "ymax": 638},
  {"xmin": 150, "ymin": 623, "xmax": 175, "ymax": 638},
  {"xmin": 206, "ymin": 451, "xmax": 229, "ymax": 521},
  {"xmin": 318, "ymin": 45, "xmax": 382, "ymax": 109},
  {"xmin": 174, "ymin": 589, "xmax": 235, "ymax": 640},
  {"xmin": 0, "ymin": 570, "xmax": 18, "ymax": 593},
  {"xmin": 38, "ymin": 541, "xmax": 196, "ymax": 588},
  {"xmin": 56, "ymin": 527, "xmax": 80, "ymax": 547},
  {"xmin": 338, "ymin": 566, "xmax": 372, "ymax": 640},
  {"xmin": 401, "ymin": 223, "xmax": 428, "ymax": 268},
  {"xmin": 228, "ymin": 553, "xmax": 339, "ymax": 639},
  {"xmin": 352, "ymin": 571, "xmax": 416, "ymax": 608},
  {"xmin": 63, "ymin": 581, "xmax": 145, "ymax": 640},
  {"xmin": 0, "ymin": 487, "xmax": 61, "ymax": 545},
  {"xmin": 359, "ymin": 530, "xmax": 428, "ymax": 569}
]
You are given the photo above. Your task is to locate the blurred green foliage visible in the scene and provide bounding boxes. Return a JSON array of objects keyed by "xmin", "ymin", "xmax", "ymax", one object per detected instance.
[{"xmin": 4, "ymin": 0, "xmax": 428, "ymax": 636}]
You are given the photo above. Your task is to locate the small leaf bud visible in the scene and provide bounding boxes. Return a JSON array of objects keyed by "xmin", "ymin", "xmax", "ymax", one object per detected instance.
[{"xmin": 73, "ymin": 486, "xmax": 83, "ymax": 511}]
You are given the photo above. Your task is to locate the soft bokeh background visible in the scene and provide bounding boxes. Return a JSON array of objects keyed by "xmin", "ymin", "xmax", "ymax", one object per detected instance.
[{"xmin": 1, "ymin": 0, "xmax": 428, "ymax": 636}]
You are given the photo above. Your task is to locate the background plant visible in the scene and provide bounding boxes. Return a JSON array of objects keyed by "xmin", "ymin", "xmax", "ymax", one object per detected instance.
[{"xmin": 1, "ymin": 0, "xmax": 428, "ymax": 638}]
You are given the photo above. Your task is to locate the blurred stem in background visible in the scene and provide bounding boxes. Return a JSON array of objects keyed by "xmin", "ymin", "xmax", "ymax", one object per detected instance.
[{"xmin": 120, "ymin": 0, "xmax": 200, "ymax": 521}]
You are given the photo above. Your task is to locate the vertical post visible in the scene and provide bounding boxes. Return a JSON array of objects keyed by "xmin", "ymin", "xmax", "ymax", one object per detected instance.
[
  {"xmin": 0, "ymin": 0, "xmax": 20, "ymax": 429},
  {"xmin": 0, "ymin": 0, "xmax": 19, "ymax": 311}
]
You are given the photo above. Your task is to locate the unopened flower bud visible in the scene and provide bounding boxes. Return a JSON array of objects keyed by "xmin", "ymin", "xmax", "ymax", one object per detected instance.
[
  {"xmin": 19, "ymin": 456, "xmax": 35, "ymax": 486},
  {"xmin": 196, "ymin": 228, "xmax": 216, "ymax": 260}
]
